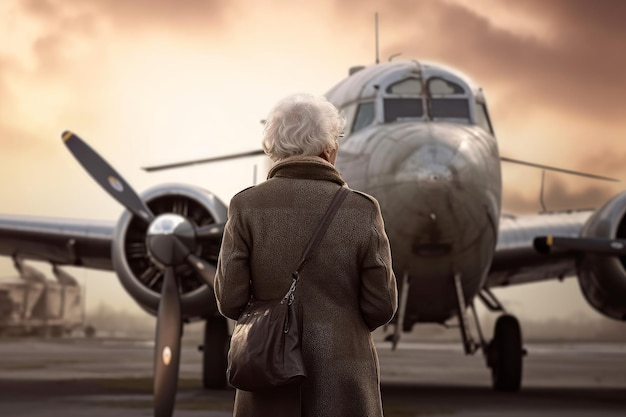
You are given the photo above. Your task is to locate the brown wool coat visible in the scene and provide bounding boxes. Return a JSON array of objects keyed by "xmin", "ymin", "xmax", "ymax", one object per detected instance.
[{"xmin": 215, "ymin": 156, "xmax": 398, "ymax": 417}]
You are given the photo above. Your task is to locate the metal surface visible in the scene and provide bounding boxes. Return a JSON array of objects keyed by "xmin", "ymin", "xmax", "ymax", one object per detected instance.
[
  {"xmin": 489, "ymin": 210, "xmax": 592, "ymax": 287},
  {"xmin": 63, "ymin": 131, "xmax": 155, "ymax": 223},
  {"xmin": 0, "ymin": 216, "xmax": 114, "ymax": 270},
  {"xmin": 153, "ymin": 267, "xmax": 182, "ymax": 417},
  {"xmin": 61, "ymin": 136, "xmax": 228, "ymax": 416},
  {"xmin": 111, "ymin": 184, "xmax": 226, "ymax": 319},
  {"xmin": 146, "ymin": 214, "xmax": 195, "ymax": 267},
  {"xmin": 577, "ymin": 191, "xmax": 626, "ymax": 320},
  {"xmin": 142, "ymin": 150, "xmax": 266, "ymax": 172},
  {"xmin": 329, "ymin": 61, "xmax": 501, "ymax": 323}
]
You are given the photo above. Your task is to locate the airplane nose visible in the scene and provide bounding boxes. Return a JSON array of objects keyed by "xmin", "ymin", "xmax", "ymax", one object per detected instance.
[
  {"xmin": 394, "ymin": 146, "xmax": 462, "ymax": 252},
  {"xmin": 339, "ymin": 122, "xmax": 500, "ymax": 268},
  {"xmin": 395, "ymin": 141, "xmax": 456, "ymax": 183},
  {"xmin": 337, "ymin": 123, "xmax": 501, "ymax": 314},
  {"xmin": 381, "ymin": 139, "xmax": 491, "ymax": 260},
  {"xmin": 401, "ymin": 161, "xmax": 453, "ymax": 184}
]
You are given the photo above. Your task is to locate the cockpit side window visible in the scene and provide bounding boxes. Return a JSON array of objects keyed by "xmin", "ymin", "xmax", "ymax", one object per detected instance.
[
  {"xmin": 352, "ymin": 101, "xmax": 375, "ymax": 133},
  {"xmin": 339, "ymin": 103, "xmax": 358, "ymax": 137},
  {"xmin": 475, "ymin": 102, "xmax": 495, "ymax": 135}
]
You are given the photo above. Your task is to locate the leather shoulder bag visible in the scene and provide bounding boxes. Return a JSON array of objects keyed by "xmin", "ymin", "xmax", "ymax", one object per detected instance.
[{"xmin": 227, "ymin": 186, "xmax": 350, "ymax": 392}]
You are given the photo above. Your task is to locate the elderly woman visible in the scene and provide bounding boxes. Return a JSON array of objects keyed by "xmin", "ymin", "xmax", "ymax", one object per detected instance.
[{"xmin": 215, "ymin": 93, "xmax": 397, "ymax": 417}]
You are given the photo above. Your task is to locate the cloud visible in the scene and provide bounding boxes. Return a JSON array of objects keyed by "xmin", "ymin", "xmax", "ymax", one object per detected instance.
[
  {"xmin": 332, "ymin": 0, "xmax": 626, "ymax": 121},
  {"xmin": 0, "ymin": 120, "xmax": 57, "ymax": 153},
  {"xmin": 502, "ymin": 175, "xmax": 618, "ymax": 214},
  {"xmin": 576, "ymin": 149, "xmax": 626, "ymax": 181},
  {"xmin": 22, "ymin": 0, "xmax": 232, "ymax": 33},
  {"xmin": 0, "ymin": 57, "xmax": 13, "ymax": 107},
  {"xmin": 21, "ymin": 0, "xmax": 59, "ymax": 19},
  {"xmin": 32, "ymin": 32, "xmax": 66, "ymax": 73},
  {"xmin": 0, "ymin": 58, "xmax": 37, "ymax": 151}
]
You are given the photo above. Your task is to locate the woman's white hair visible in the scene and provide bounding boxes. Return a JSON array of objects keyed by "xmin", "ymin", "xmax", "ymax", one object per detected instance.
[{"xmin": 262, "ymin": 93, "xmax": 345, "ymax": 161}]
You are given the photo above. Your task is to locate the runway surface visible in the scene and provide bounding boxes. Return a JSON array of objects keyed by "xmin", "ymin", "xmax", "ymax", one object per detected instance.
[{"xmin": 0, "ymin": 338, "xmax": 625, "ymax": 416}]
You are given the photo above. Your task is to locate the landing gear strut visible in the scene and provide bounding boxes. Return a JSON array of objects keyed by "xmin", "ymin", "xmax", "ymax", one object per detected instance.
[
  {"xmin": 453, "ymin": 279, "xmax": 525, "ymax": 392},
  {"xmin": 199, "ymin": 315, "xmax": 229, "ymax": 389}
]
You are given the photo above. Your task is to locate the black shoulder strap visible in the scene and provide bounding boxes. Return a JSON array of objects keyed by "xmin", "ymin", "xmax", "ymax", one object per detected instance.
[{"xmin": 294, "ymin": 187, "xmax": 350, "ymax": 277}]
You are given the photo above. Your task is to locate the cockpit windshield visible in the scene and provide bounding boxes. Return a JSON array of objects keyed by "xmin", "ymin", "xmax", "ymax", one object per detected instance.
[
  {"xmin": 384, "ymin": 78, "xmax": 424, "ymax": 123},
  {"xmin": 335, "ymin": 67, "xmax": 488, "ymax": 137},
  {"xmin": 387, "ymin": 78, "xmax": 422, "ymax": 94},
  {"xmin": 431, "ymin": 98, "xmax": 470, "ymax": 119},
  {"xmin": 380, "ymin": 76, "xmax": 471, "ymax": 124},
  {"xmin": 428, "ymin": 78, "xmax": 465, "ymax": 95},
  {"xmin": 427, "ymin": 77, "xmax": 471, "ymax": 122},
  {"xmin": 384, "ymin": 99, "xmax": 424, "ymax": 122}
]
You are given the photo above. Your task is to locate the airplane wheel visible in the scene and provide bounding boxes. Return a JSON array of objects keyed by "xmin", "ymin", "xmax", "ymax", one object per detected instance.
[
  {"xmin": 202, "ymin": 315, "xmax": 229, "ymax": 390},
  {"xmin": 488, "ymin": 314, "xmax": 523, "ymax": 392}
]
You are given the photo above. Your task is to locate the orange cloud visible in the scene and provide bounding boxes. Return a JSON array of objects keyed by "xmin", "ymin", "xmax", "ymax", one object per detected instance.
[
  {"xmin": 331, "ymin": 0, "xmax": 626, "ymax": 120},
  {"xmin": 21, "ymin": 0, "xmax": 232, "ymax": 33}
]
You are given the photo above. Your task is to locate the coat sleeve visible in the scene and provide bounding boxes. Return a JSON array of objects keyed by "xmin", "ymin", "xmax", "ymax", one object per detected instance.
[
  {"xmin": 214, "ymin": 196, "xmax": 251, "ymax": 320},
  {"xmin": 359, "ymin": 200, "xmax": 398, "ymax": 331}
]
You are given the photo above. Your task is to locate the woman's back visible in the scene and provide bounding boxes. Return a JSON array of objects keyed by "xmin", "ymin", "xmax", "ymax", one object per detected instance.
[
  {"xmin": 216, "ymin": 157, "xmax": 397, "ymax": 417},
  {"xmin": 215, "ymin": 93, "xmax": 397, "ymax": 417}
]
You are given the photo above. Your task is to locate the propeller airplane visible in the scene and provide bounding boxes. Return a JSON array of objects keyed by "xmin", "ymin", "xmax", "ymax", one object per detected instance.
[{"xmin": 2, "ymin": 59, "xmax": 626, "ymax": 417}]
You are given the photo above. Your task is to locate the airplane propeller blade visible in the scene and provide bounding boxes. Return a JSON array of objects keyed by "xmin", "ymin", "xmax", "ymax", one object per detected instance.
[
  {"xmin": 195, "ymin": 223, "xmax": 225, "ymax": 241},
  {"xmin": 62, "ymin": 131, "xmax": 155, "ymax": 223},
  {"xmin": 534, "ymin": 235, "xmax": 626, "ymax": 256},
  {"xmin": 142, "ymin": 149, "xmax": 266, "ymax": 172},
  {"xmin": 153, "ymin": 267, "xmax": 182, "ymax": 417},
  {"xmin": 187, "ymin": 253, "xmax": 217, "ymax": 288}
]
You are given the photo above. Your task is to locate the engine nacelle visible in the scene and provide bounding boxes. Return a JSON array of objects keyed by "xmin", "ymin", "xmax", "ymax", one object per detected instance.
[
  {"xmin": 111, "ymin": 184, "xmax": 227, "ymax": 320},
  {"xmin": 577, "ymin": 190, "xmax": 626, "ymax": 321}
]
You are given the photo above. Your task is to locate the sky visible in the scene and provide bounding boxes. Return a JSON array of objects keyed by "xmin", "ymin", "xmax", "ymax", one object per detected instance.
[{"xmin": 1, "ymin": 0, "xmax": 625, "ymax": 325}]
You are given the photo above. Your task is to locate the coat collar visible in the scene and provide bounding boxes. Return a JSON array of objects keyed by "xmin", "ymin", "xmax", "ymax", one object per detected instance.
[{"xmin": 267, "ymin": 156, "xmax": 346, "ymax": 186}]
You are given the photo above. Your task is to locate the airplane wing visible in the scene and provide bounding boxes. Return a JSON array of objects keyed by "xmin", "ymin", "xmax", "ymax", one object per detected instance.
[
  {"xmin": 486, "ymin": 210, "xmax": 593, "ymax": 288},
  {"xmin": 0, "ymin": 215, "xmax": 114, "ymax": 271}
]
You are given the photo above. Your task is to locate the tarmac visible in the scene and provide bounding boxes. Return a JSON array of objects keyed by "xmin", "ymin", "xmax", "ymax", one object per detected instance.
[{"xmin": 0, "ymin": 337, "xmax": 625, "ymax": 416}]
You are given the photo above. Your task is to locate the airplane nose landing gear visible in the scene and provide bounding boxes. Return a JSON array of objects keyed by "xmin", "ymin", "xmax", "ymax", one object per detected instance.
[
  {"xmin": 454, "ymin": 279, "xmax": 525, "ymax": 392},
  {"xmin": 486, "ymin": 314, "xmax": 523, "ymax": 392}
]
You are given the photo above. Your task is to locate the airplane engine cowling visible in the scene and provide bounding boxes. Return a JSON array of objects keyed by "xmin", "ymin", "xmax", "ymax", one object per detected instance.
[
  {"xmin": 577, "ymin": 190, "xmax": 626, "ymax": 321},
  {"xmin": 111, "ymin": 184, "xmax": 227, "ymax": 320}
]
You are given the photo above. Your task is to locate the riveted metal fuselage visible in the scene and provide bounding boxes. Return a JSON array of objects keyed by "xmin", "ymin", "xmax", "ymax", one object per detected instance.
[
  {"xmin": 336, "ymin": 121, "xmax": 502, "ymax": 323},
  {"xmin": 325, "ymin": 60, "xmax": 505, "ymax": 324}
]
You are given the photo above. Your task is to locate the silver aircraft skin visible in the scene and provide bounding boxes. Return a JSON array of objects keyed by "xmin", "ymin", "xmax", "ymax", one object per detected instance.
[
  {"xmin": 1, "ymin": 59, "xmax": 626, "ymax": 402},
  {"xmin": 328, "ymin": 61, "xmax": 502, "ymax": 323}
]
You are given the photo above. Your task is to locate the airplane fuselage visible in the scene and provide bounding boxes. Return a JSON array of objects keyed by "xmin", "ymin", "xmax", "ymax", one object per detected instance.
[
  {"xmin": 3, "ymin": 58, "xmax": 625, "ymax": 398},
  {"xmin": 328, "ymin": 60, "xmax": 502, "ymax": 325},
  {"xmin": 337, "ymin": 121, "xmax": 501, "ymax": 323}
]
